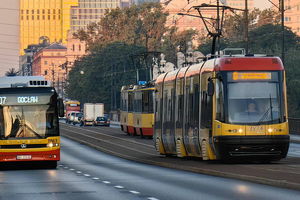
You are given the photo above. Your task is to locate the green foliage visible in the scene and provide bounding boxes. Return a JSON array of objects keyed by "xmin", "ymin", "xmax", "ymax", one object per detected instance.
[
  {"xmin": 73, "ymin": 3, "xmax": 168, "ymax": 51},
  {"xmin": 65, "ymin": 42, "xmax": 146, "ymax": 111}
]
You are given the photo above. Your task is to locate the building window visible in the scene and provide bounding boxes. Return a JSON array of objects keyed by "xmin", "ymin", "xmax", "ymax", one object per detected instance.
[
  {"xmin": 21, "ymin": 10, "xmax": 23, "ymax": 14},
  {"xmin": 53, "ymin": 9, "xmax": 56, "ymax": 14},
  {"xmin": 43, "ymin": 15, "xmax": 45, "ymax": 20},
  {"xmin": 79, "ymin": 45, "xmax": 81, "ymax": 51},
  {"xmin": 32, "ymin": 15, "xmax": 34, "ymax": 20},
  {"xmin": 32, "ymin": 10, "xmax": 34, "ymax": 14},
  {"xmin": 37, "ymin": 9, "xmax": 40, "ymax": 14},
  {"xmin": 26, "ymin": 16, "xmax": 29, "ymax": 20},
  {"xmin": 48, "ymin": 9, "xmax": 50, "ymax": 14},
  {"xmin": 37, "ymin": 15, "xmax": 40, "ymax": 20},
  {"xmin": 58, "ymin": 15, "xmax": 61, "ymax": 20},
  {"xmin": 58, "ymin": 9, "xmax": 61, "ymax": 14},
  {"xmin": 48, "ymin": 15, "xmax": 50, "ymax": 20},
  {"xmin": 53, "ymin": 15, "xmax": 56, "ymax": 20},
  {"xmin": 44, "ymin": 70, "xmax": 48, "ymax": 75},
  {"xmin": 26, "ymin": 10, "xmax": 29, "ymax": 14},
  {"xmin": 42, "ymin": 9, "xmax": 45, "ymax": 14},
  {"xmin": 72, "ymin": 44, "xmax": 75, "ymax": 51},
  {"xmin": 21, "ymin": 16, "xmax": 23, "ymax": 20}
]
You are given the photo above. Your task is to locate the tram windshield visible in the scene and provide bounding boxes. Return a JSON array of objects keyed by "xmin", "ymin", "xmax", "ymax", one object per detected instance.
[
  {"xmin": 0, "ymin": 105, "xmax": 58, "ymax": 139},
  {"xmin": 227, "ymin": 72, "xmax": 283, "ymax": 125}
]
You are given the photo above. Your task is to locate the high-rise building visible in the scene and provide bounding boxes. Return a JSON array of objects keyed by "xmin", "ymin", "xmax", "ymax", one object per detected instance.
[
  {"xmin": 281, "ymin": 0, "xmax": 300, "ymax": 35},
  {"xmin": 20, "ymin": 0, "xmax": 79, "ymax": 55},
  {"xmin": 70, "ymin": 0, "xmax": 122, "ymax": 32}
]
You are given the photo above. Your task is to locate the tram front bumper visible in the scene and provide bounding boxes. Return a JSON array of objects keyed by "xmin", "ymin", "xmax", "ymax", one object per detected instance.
[{"xmin": 213, "ymin": 135, "xmax": 290, "ymax": 160}]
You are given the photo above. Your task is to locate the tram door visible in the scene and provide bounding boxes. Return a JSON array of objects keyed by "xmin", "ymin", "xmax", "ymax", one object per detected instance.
[{"xmin": 183, "ymin": 76, "xmax": 201, "ymax": 156}]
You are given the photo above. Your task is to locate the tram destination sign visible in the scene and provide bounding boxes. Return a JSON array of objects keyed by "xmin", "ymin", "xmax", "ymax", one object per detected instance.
[{"xmin": 232, "ymin": 72, "xmax": 272, "ymax": 81}]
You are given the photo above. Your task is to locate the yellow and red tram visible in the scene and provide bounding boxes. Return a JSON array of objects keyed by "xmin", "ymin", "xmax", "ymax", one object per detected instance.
[
  {"xmin": 120, "ymin": 84, "xmax": 155, "ymax": 137},
  {"xmin": 154, "ymin": 56, "xmax": 290, "ymax": 161}
]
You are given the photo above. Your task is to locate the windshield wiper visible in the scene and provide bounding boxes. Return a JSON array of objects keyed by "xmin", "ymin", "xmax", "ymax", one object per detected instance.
[
  {"xmin": 23, "ymin": 123, "xmax": 43, "ymax": 139},
  {"xmin": 258, "ymin": 94, "xmax": 274, "ymax": 125}
]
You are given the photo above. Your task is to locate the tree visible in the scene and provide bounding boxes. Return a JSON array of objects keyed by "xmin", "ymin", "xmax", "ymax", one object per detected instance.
[
  {"xmin": 5, "ymin": 68, "xmax": 19, "ymax": 76},
  {"xmin": 161, "ymin": 27, "xmax": 198, "ymax": 64},
  {"xmin": 73, "ymin": 3, "xmax": 168, "ymax": 52},
  {"xmin": 65, "ymin": 42, "xmax": 146, "ymax": 111}
]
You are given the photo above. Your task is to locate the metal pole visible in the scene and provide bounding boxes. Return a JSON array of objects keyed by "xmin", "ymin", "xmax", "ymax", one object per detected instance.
[
  {"xmin": 216, "ymin": 0, "xmax": 220, "ymax": 55},
  {"xmin": 245, "ymin": 0, "xmax": 249, "ymax": 54},
  {"xmin": 281, "ymin": 0, "xmax": 285, "ymax": 63}
]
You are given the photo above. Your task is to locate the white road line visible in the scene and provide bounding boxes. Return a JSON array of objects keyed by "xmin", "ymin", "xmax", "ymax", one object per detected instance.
[
  {"xmin": 61, "ymin": 123, "xmax": 153, "ymax": 148},
  {"xmin": 92, "ymin": 177, "xmax": 100, "ymax": 180},
  {"xmin": 58, "ymin": 164, "xmax": 63, "ymax": 167},
  {"xmin": 76, "ymin": 171, "xmax": 82, "ymax": 174},
  {"xmin": 147, "ymin": 197, "xmax": 159, "ymax": 200},
  {"xmin": 84, "ymin": 174, "xmax": 91, "ymax": 177},
  {"xmin": 60, "ymin": 126, "xmax": 156, "ymax": 156},
  {"xmin": 102, "ymin": 181, "xmax": 111, "ymax": 184},
  {"xmin": 64, "ymin": 166, "xmax": 69, "ymax": 169},
  {"xmin": 69, "ymin": 168, "xmax": 75, "ymax": 171},
  {"xmin": 129, "ymin": 190, "xmax": 140, "ymax": 194},
  {"xmin": 114, "ymin": 185, "xmax": 124, "ymax": 189}
]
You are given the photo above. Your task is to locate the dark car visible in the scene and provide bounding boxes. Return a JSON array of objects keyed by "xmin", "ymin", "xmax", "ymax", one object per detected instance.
[{"xmin": 94, "ymin": 116, "xmax": 110, "ymax": 127}]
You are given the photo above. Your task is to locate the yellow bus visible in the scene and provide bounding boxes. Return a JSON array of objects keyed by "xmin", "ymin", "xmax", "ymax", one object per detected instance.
[{"xmin": 0, "ymin": 76, "xmax": 64, "ymax": 168}]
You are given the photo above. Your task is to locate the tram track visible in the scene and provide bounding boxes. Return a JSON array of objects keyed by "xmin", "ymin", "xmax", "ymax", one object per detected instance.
[{"xmin": 60, "ymin": 123, "xmax": 300, "ymax": 191}]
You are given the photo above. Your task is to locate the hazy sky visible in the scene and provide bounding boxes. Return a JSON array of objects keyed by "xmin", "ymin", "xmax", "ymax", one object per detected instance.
[{"xmin": 0, "ymin": 0, "xmax": 272, "ymax": 76}]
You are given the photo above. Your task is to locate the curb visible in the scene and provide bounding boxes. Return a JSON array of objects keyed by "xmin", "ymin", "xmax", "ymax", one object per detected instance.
[{"xmin": 62, "ymin": 134, "xmax": 300, "ymax": 191}]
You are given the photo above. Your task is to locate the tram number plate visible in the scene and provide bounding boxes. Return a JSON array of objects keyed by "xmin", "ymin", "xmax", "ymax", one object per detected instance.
[{"xmin": 16, "ymin": 155, "xmax": 32, "ymax": 160}]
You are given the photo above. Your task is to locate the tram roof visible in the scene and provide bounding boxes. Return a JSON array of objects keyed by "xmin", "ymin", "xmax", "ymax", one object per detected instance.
[
  {"xmin": 0, "ymin": 76, "xmax": 51, "ymax": 88},
  {"xmin": 155, "ymin": 56, "xmax": 284, "ymax": 84}
]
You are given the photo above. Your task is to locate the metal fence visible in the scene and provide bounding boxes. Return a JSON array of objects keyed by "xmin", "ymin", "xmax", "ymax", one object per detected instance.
[{"xmin": 289, "ymin": 118, "xmax": 300, "ymax": 135}]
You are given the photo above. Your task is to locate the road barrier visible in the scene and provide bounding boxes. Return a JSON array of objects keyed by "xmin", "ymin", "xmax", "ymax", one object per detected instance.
[{"xmin": 289, "ymin": 118, "xmax": 300, "ymax": 135}]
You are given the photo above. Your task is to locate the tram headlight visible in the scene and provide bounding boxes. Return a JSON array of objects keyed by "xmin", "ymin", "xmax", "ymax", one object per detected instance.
[
  {"xmin": 238, "ymin": 129, "xmax": 243, "ymax": 133},
  {"xmin": 268, "ymin": 128, "xmax": 274, "ymax": 133}
]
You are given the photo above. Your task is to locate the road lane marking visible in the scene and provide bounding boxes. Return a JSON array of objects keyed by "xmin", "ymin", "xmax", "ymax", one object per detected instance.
[
  {"xmin": 61, "ymin": 123, "xmax": 153, "ymax": 148},
  {"xmin": 147, "ymin": 198, "xmax": 160, "ymax": 200},
  {"xmin": 92, "ymin": 177, "xmax": 100, "ymax": 180},
  {"xmin": 76, "ymin": 171, "xmax": 82, "ymax": 174},
  {"xmin": 129, "ymin": 190, "xmax": 140, "ymax": 194},
  {"xmin": 60, "ymin": 127, "xmax": 156, "ymax": 156},
  {"xmin": 114, "ymin": 185, "xmax": 124, "ymax": 189},
  {"xmin": 84, "ymin": 174, "xmax": 91, "ymax": 177},
  {"xmin": 102, "ymin": 181, "xmax": 111, "ymax": 184},
  {"xmin": 69, "ymin": 168, "xmax": 75, "ymax": 171}
]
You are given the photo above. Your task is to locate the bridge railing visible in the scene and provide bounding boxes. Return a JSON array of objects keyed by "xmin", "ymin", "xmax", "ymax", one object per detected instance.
[{"xmin": 289, "ymin": 118, "xmax": 300, "ymax": 135}]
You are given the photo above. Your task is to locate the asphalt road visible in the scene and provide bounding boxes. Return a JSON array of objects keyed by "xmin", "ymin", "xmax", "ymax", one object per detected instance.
[
  {"xmin": 1, "ymin": 137, "xmax": 300, "ymax": 200},
  {"xmin": 60, "ymin": 122, "xmax": 300, "ymax": 191}
]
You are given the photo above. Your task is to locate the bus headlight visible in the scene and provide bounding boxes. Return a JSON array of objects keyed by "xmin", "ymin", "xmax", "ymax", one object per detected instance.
[
  {"xmin": 47, "ymin": 142, "xmax": 59, "ymax": 148},
  {"xmin": 238, "ymin": 129, "xmax": 243, "ymax": 133}
]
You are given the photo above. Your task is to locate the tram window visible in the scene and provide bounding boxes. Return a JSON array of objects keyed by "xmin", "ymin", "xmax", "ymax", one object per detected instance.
[
  {"xmin": 149, "ymin": 91, "xmax": 154, "ymax": 113},
  {"xmin": 194, "ymin": 84, "xmax": 200, "ymax": 126},
  {"xmin": 216, "ymin": 79, "xmax": 224, "ymax": 122}
]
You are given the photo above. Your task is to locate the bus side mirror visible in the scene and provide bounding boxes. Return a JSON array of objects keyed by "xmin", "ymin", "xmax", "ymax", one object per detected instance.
[
  {"xmin": 208, "ymin": 79, "xmax": 214, "ymax": 96},
  {"xmin": 57, "ymin": 98, "xmax": 64, "ymax": 117}
]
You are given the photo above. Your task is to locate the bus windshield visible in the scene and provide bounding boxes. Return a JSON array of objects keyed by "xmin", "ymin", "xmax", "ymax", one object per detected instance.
[
  {"xmin": 227, "ymin": 81, "xmax": 282, "ymax": 125},
  {"xmin": 0, "ymin": 105, "xmax": 58, "ymax": 139}
]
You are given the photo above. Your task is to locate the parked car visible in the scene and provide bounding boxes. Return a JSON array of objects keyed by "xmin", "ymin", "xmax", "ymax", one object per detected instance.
[{"xmin": 94, "ymin": 116, "xmax": 110, "ymax": 127}]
